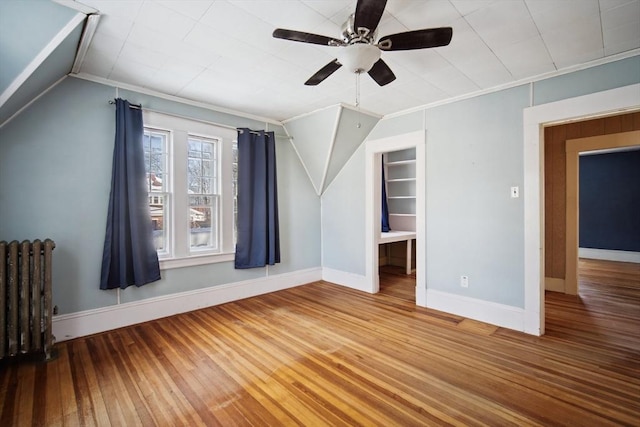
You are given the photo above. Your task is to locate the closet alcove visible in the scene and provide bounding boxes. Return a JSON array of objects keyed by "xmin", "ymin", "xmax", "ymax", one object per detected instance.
[{"xmin": 379, "ymin": 147, "xmax": 416, "ymax": 275}]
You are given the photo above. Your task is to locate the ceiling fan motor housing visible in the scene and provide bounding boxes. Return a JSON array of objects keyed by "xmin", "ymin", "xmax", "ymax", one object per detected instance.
[{"xmin": 341, "ymin": 14, "xmax": 377, "ymax": 44}]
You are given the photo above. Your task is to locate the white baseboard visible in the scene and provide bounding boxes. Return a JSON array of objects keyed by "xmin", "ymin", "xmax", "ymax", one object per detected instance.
[
  {"xmin": 579, "ymin": 248, "xmax": 640, "ymax": 263},
  {"xmin": 322, "ymin": 268, "xmax": 371, "ymax": 293},
  {"xmin": 425, "ymin": 289, "xmax": 525, "ymax": 332},
  {"xmin": 416, "ymin": 285, "xmax": 426, "ymax": 307},
  {"xmin": 53, "ymin": 267, "xmax": 322, "ymax": 342}
]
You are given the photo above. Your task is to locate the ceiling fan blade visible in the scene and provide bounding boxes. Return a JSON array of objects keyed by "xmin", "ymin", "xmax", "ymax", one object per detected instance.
[
  {"xmin": 354, "ymin": 0, "xmax": 387, "ymax": 33},
  {"xmin": 305, "ymin": 59, "xmax": 342, "ymax": 86},
  {"xmin": 368, "ymin": 59, "xmax": 396, "ymax": 86},
  {"xmin": 378, "ymin": 27, "xmax": 453, "ymax": 51},
  {"xmin": 273, "ymin": 29, "xmax": 343, "ymax": 46}
]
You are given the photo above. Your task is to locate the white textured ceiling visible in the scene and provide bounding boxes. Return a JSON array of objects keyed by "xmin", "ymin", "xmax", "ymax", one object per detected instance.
[{"xmin": 76, "ymin": 0, "xmax": 640, "ymax": 121}]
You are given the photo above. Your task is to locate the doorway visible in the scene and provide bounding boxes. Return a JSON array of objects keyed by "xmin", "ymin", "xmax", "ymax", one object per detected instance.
[
  {"xmin": 379, "ymin": 147, "xmax": 418, "ymax": 302},
  {"xmin": 523, "ymin": 83, "xmax": 640, "ymax": 335},
  {"xmin": 545, "ymin": 118, "xmax": 640, "ymax": 295},
  {"xmin": 365, "ymin": 130, "xmax": 426, "ymax": 305},
  {"xmin": 565, "ymin": 131, "xmax": 639, "ymax": 294}
]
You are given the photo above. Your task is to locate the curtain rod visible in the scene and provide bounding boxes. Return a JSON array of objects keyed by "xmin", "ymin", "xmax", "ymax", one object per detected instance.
[
  {"xmin": 108, "ymin": 99, "xmax": 292, "ymax": 140},
  {"xmin": 238, "ymin": 129, "xmax": 281, "ymax": 136},
  {"xmin": 109, "ymin": 99, "xmax": 141, "ymax": 109}
]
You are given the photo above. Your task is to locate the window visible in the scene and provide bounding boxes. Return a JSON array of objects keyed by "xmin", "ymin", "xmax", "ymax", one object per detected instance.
[
  {"xmin": 142, "ymin": 111, "xmax": 237, "ymax": 269},
  {"xmin": 187, "ymin": 136, "xmax": 217, "ymax": 251},
  {"xmin": 143, "ymin": 129, "xmax": 170, "ymax": 256}
]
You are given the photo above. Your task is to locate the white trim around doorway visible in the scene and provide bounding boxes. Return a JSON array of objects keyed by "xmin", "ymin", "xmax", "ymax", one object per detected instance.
[
  {"xmin": 522, "ymin": 83, "xmax": 640, "ymax": 336},
  {"xmin": 365, "ymin": 130, "xmax": 426, "ymax": 303}
]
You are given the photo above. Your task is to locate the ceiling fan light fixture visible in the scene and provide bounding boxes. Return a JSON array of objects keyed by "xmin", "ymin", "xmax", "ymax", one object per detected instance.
[
  {"xmin": 337, "ymin": 43, "xmax": 381, "ymax": 73},
  {"xmin": 273, "ymin": 0, "xmax": 452, "ymax": 86}
]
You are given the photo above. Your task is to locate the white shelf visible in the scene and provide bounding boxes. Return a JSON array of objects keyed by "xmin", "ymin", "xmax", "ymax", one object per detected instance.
[
  {"xmin": 385, "ymin": 159, "xmax": 416, "ymax": 166},
  {"xmin": 386, "ymin": 178, "xmax": 416, "ymax": 183},
  {"xmin": 385, "ymin": 148, "xmax": 416, "ymax": 236},
  {"xmin": 379, "ymin": 230, "xmax": 416, "ymax": 244}
]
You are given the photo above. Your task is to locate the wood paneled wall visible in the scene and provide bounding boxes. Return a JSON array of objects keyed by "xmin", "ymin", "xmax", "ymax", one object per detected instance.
[{"xmin": 544, "ymin": 111, "xmax": 640, "ymax": 279}]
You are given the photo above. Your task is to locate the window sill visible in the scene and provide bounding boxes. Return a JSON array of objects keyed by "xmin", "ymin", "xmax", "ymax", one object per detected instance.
[{"xmin": 159, "ymin": 252, "xmax": 235, "ymax": 270}]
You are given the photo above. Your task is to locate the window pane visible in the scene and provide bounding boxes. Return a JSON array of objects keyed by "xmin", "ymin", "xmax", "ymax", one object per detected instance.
[
  {"xmin": 144, "ymin": 129, "xmax": 170, "ymax": 256},
  {"xmin": 188, "ymin": 139, "xmax": 201, "ymax": 157},
  {"xmin": 144, "ymin": 130, "xmax": 167, "ymax": 193},
  {"xmin": 188, "ymin": 136, "xmax": 219, "ymax": 251},
  {"xmin": 189, "ymin": 195, "xmax": 218, "ymax": 250},
  {"xmin": 150, "ymin": 194, "xmax": 167, "ymax": 252},
  {"xmin": 203, "ymin": 142, "xmax": 212, "ymax": 159},
  {"xmin": 232, "ymin": 140, "xmax": 238, "ymax": 243},
  {"xmin": 188, "ymin": 159, "xmax": 201, "ymax": 193},
  {"xmin": 202, "ymin": 177, "xmax": 213, "ymax": 193}
]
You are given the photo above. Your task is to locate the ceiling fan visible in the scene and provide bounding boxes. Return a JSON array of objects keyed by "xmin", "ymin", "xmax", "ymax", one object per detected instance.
[{"xmin": 273, "ymin": 0, "xmax": 453, "ymax": 86}]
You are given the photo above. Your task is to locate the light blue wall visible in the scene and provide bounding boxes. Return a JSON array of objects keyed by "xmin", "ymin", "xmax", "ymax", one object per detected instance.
[
  {"xmin": 0, "ymin": 77, "xmax": 320, "ymax": 314},
  {"xmin": 533, "ymin": 55, "xmax": 640, "ymax": 105},
  {"xmin": 0, "ymin": 0, "xmax": 78, "ymax": 94},
  {"xmin": 368, "ymin": 110, "xmax": 423, "ymax": 141},
  {"xmin": 321, "ymin": 144, "xmax": 366, "ymax": 274},
  {"xmin": 265, "ymin": 133, "xmax": 322, "ymax": 276},
  {"xmin": 0, "ymin": 21, "xmax": 83, "ymax": 124},
  {"xmin": 324, "ymin": 108, "xmax": 379, "ymax": 192},
  {"xmin": 118, "ymin": 89, "xmax": 269, "ymax": 131},
  {"xmin": 285, "ymin": 106, "xmax": 340, "ymax": 193},
  {"xmin": 425, "ymin": 86, "xmax": 528, "ymax": 306},
  {"xmin": 0, "ymin": 78, "xmax": 116, "ymax": 313}
]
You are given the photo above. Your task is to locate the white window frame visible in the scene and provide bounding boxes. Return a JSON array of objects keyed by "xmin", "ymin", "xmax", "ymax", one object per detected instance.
[
  {"xmin": 143, "ymin": 127, "xmax": 172, "ymax": 259},
  {"xmin": 186, "ymin": 134, "xmax": 220, "ymax": 254},
  {"xmin": 143, "ymin": 111, "xmax": 236, "ymax": 269}
]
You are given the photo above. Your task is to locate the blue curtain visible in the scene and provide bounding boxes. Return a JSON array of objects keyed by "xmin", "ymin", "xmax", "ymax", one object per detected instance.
[
  {"xmin": 381, "ymin": 156, "xmax": 391, "ymax": 232},
  {"xmin": 100, "ymin": 99, "xmax": 161, "ymax": 290},
  {"xmin": 235, "ymin": 128, "xmax": 281, "ymax": 269}
]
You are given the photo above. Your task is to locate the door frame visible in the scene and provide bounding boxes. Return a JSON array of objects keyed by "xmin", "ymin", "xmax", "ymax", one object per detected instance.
[
  {"xmin": 523, "ymin": 83, "xmax": 639, "ymax": 335},
  {"xmin": 365, "ymin": 130, "xmax": 426, "ymax": 303}
]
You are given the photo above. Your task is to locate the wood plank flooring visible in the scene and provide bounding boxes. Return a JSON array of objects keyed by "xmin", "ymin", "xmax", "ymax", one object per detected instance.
[
  {"xmin": 379, "ymin": 265, "xmax": 416, "ymax": 302},
  {"xmin": 1, "ymin": 259, "xmax": 638, "ymax": 426}
]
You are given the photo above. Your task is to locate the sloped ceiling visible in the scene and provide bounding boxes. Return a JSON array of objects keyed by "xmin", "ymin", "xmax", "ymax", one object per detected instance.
[
  {"xmin": 0, "ymin": 1, "xmax": 85, "ymax": 126},
  {"xmin": 285, "ymin": 105, "xmax": 380, "ymax": 195}
]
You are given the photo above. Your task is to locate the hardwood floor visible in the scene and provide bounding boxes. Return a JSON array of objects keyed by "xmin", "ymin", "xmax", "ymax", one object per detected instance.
[
  {"xmin": 1, "ymin": 259, "xmax": 638, "ymax": 426},
  {"xmin": 379, "ymin": 264, "xmax": 416, "ymax": 302}
]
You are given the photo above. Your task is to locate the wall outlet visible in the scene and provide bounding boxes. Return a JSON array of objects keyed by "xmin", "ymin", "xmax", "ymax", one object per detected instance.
[{"xmin": 460, "ymin": 275, "xmax": 469, "ymax": 288}]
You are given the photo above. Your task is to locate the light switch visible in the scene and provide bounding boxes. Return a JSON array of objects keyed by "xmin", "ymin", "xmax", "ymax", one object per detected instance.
[{"xmin": 511, "ymin": 186, "xmax": 519, "ymax": 198}]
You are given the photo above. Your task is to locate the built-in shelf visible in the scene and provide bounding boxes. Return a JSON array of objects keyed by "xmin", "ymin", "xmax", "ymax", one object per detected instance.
[
  {"xmin": 385, "ymin": 159, "xmax": 416, "ymax": 166},
  {"xmin": 384, "ymin": 148, "xmax": 416, "ymax": 234},
  {"xmin": 386, "ymin": 178, "xmax": 416, "ymax": 183}
]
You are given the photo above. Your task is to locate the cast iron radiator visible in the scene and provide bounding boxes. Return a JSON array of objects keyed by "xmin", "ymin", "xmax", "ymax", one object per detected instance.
[{"xmin": 0, "ymin": 239, "xmax": 55, "ymax": 361}]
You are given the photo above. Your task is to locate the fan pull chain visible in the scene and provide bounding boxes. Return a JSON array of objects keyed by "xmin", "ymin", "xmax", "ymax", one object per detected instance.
[
  {"xmin": 355, "ymin": 71, "xmax": 361, "ymax": 128},
  {"xmin": 355, "ymin": 71, "xmax": 360, "ymax": 108}
]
